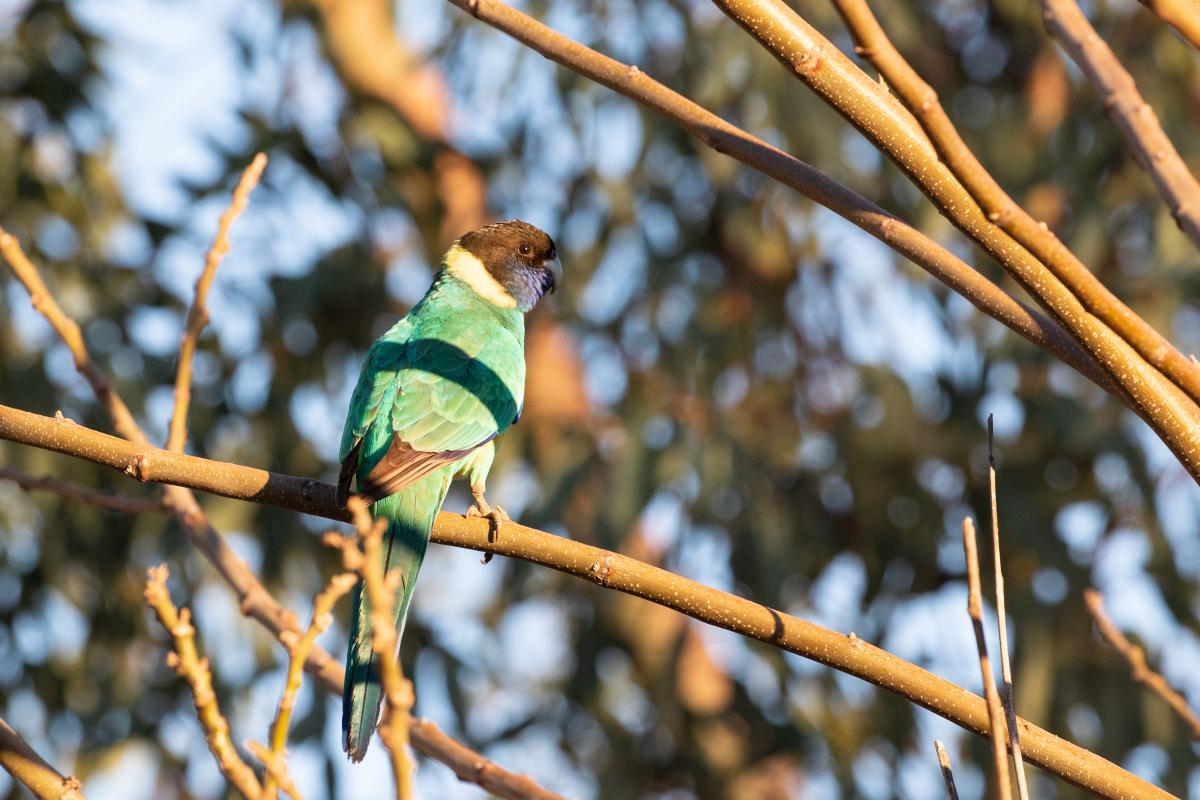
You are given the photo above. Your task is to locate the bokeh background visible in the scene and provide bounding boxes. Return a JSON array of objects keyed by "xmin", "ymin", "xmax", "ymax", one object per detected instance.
[{"xmin": 1, "ymin": 0, "xmax": 1199, "ymax": 797}]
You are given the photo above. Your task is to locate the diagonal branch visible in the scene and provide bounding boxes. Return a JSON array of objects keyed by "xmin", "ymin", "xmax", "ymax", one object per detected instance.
[
  {"xmin": 1134, "ymin": 0, "xmax": 1200, "ymax": 51},
  {"xmin": 0, "ymin": 238, "xmax": 562, "ymax": 800},
  {"xmin": 145, "ymin": 564, "xmax": 264, "ymax": 800},
  {"xmin": 697, "ymin": 0, "xmax": 1200, "ymax": 486},
  {"xmin": 0, "ymin": 403, "xmax": 1174, "ymax": 800},
  {"xmin": 167, "ymin": 153, "xmax": 267, "ymax": 454},
  {"xmin": 830, "ymin": 0, "xmax": 1200, "ymax": 406},
  {"xmin": 0, "ymin": 465, "xmax": 168, "ymax": 513},
  {"xmin": 1084, "ymin": 588, "xmax": 1200, "ymax": 739},
  {"xmin": 933, "ymin": 740, "xmax": 960, "ymax": 800},
  {"xmin": 1042, "ymin": 0, "xmax": 1200, "ymax": 252},
  {"xmin": 442, "ymin": 0, "xmax": 1123, "ymax": 404},
  {"xmin": 0, "ymin": 717, "xmax": 85, "ymax": 800}
]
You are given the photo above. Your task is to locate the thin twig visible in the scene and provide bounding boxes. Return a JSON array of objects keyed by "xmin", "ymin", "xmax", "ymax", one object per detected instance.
[
  {"xmin": 144, "ymin": 564, "xmax": 264, "ymax": 800},
  {"xmin": 1084, "ymin": 588, "xmax": 1200, "ymax": 739},
  {"xmin": 934, "ymin": 740, "xmax": 960, "ymax": 800},
  {"xmin": 261, "ymin": 572, "xmax": 356, "ymax": 800},
  {"xmin": 0, "ymin": 465, "xmax": 167, "ymax": 513},
  {"xmin": 1042, "ymin": 0, "xmax": 1200, "ymax": 251},
  {"xmin": 247, "ymin": 741, "xmax": 303, "ymax": 800},
  {"xmin": 963, "ymin": 517, "xmax": 1013, "ymax": 800},
  {"xmin": 1135, "ymin": 0, "xmax": 1200, "ymax": 51},
  {"xmin": 829, "ymin": 0, "xmax": 1200, "ymax": 406},
  {"xmin": 166, "ymin": 153, "xmax": 267, "ymax": 453},
  {"xmin": 333, "ymin": 498, "xmax": 414, "ymax": 799},
  {"xmin": 0, "ymin": 235, "xmax": 561, "ymax": 800},
  {"xmin": 0, "ymin": 405, "xmax": 1171, "ymax": 800},
  {"xmin": 988, "ymin": 418, "xmax": 1030, "ymax": 800},
  {"xmin": 0, "ymin": 230, "xmax": 145, "ymax": 444},
  {"xmin": 0, "ymin": 717, "xmax": 85, "ymax": 800}
]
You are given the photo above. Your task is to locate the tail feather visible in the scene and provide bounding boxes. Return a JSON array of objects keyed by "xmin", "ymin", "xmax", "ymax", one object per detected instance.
[{"xmin": 342, "ymin": 477, "xmax": 447, "ymax": 761}]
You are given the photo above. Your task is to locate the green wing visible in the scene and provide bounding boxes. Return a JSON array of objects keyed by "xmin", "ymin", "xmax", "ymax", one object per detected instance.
[{"xmin": 337, "ymin": 320, "xmax": 521, "ymax": 504}]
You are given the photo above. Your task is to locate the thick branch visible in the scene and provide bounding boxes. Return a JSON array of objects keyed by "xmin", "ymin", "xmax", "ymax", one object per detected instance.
[
  {"xmin": 0, "ymin": 404, "xmax": 1174, "ymax": 800},
  {"xmin": 831, "ymin": 0, "xmax": 1200, "ymax": 406},
  {"xmin": 1042, "ymin": 0, "xmax": 1200, "ymax": 251},
  {"xmin": 442, "ymin": 0, "xmax": 1121, "ymax": 402},
  {"xmin": 167, "ymin": 154, "xmax": 267, "ymax": 454},
  {"xmin": 0, "ymin": 718, "xmax": 85, "ymax": 800},
  {"xmin": 1084, "ymin": 588, "xmax": 1200, "ymax": 739},
  {"xmin": 702, "ymin": 0, "xmax": 1200, "ymax": 485}
]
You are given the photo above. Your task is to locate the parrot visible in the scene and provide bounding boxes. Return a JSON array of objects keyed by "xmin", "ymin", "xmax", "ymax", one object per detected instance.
[{"xmin": 337, "ymin": 219, "xmax": 561, "ymax": 761}]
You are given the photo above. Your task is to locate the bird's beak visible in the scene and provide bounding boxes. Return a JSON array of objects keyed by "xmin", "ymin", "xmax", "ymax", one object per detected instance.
[{"xmin": 542, "ymin": 255, "xmax": 562, "ymax": 294}]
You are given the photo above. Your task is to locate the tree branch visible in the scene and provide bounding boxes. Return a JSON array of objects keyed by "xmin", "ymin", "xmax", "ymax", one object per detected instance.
[
  {"xmin": 167, "ymin": 153, "xmax": 267, "ymax": 454},
  {"xmin": 1042, "ymin": 0, "xmax": 1200, "ymax": 252},
  {"xmin": 442, "ymin": 0, "xmax": 1123, "ymax": 403},
  {"xmin": 1084, "ymin": 588, "xmax": 1200, "ymax": 739},
  {"xmin": 0, "ymin": 403, "xmax": 1173, "ymax": 800},
  {"xmin": 145, "ymin": 564, "xmax": 264, "ymax": 800},
  {"xmin": 830, "ymin": 0, "xmax": 1200, "ymax": 406},
  {"xmin": 0, "ymin": 718, "xmax": 85, "ymax": 800},
  {"xmin": 701, "ymin": 0, "xmax": 1200, "ymax": 486},
  {"xmin": 0, "ymin": 465, "xmax": 167, "ymax": 514},
  {"xmin": 1135, "ymin": 0, "xmax": 1200, "ymax": 51},
  {"xmin": 261, "ymin": 571, "xmax": 356, "ymax": 800},
  {"xmin": 933, "ymin": 740, "xmax": 960, "ymax": 800},
  {"xmin": 963, "ymin": 518, "xmax": 1013, "ymax": 800},
  {"xmin": 987, "ymin": 419, "xmax": 1029, "ymax": 800}
]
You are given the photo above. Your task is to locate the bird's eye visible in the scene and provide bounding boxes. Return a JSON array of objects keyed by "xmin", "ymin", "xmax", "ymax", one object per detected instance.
[
  {"xmin": 519, "ymin": 243, "xmax": 532, "ymax": 256},
  {"xmin": 549, "ymin": 248, "xmax": 557, "ymax": 260}
]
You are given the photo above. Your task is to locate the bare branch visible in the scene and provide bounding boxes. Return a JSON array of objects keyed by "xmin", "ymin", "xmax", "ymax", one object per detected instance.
[
  {"xmin": 963, "ymin": 518, "xmax": 1013, "ymax": 800},
  {"xmin": 0, "ymin": 404, "xmax": 1172, "ymax": 800},
  {"xmin": 987, "ymin": 420, "xmax": 1030, "ymax": 800},
  {"xmin": 0, "ymin": 718, "xmax": 85, "ymax": 800},
  {"xmin": 830, "ymin": 0, "xmax": 1200, "ymax": 406},
  {"xmin": 0, "ymin": 465, "xmax": 167, "ymax": 513},
  {"xmin": 144, "ymin": 564, "xmax": 264, "ymax": 800},
  {"xmin": 0, "ymin": 230, "xmax": 146, "ymax": 444},
  {"xmin": 340, "ymin": 497, "xmax": 414, "ymax": 798},
  {"xmin": 261, "ymin": 572, "xmax": 356, "ymax": 800},
  {"xmin": 1042, "ymin": 0, "xmax": 1200, "ymax": 251},
  {"xmin": 699, "ymin": 0, "xmax": 1200, "ymax": 484},
  {"xmin": 441, "ymin": 0, "xmax": 1122, "ymax": 403},
  {"xmin": 1084, "ymin": 588, "xmax": 1200, "ymax": 739},
  {"xmin": 247, "ymin": 741, "xmax": 304, "ymax": 800},
  {"xmin": 933, "ymin": 740, "xmax": 960, "ymax": 800},
  {"xmin": 1135, "ymin": 0, "xmax": 1200, "ymax": 50},
  {"xmin": 167, "ymin": 153, "xmax": 267, "ymax": 454}
]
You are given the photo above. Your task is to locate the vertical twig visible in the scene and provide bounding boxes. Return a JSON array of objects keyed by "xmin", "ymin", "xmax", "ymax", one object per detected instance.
[
  {"xmin": 1084, "ymin": 589, "xmax": 1200, "ymax": 738},
  {"xmin": 933, "ymin": 740, "xmax": 960, "ymax": 800},
  {"xmin": 166, "ymin": 153, "xmax": 267, "ymax": 453},
  {"xmin": 144, "ymin": 565, "xmax": 264, "ymax": 800},
  {"xmin": 0, "ymin": 718, "xmax": 85, "ymax": 800},
  {"xmin": 963, "ymin": 517, "xmax": 1014, "ymax": 800},
  {"xmin": 256, "ymin": 572, "xmax": 356, "ymax": 800},
  {"xmin": 332, "ymin": 498, "xmax": 415, "ymax": 799},
  {"xmin": 988, "ymin": 417, "xmax": 1030, "ymax": 800}
]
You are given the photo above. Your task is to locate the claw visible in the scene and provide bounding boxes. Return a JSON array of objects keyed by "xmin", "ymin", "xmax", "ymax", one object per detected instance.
[{"xmin": 468, "ymin": 485, "xmax": 507, "ymax": 564}]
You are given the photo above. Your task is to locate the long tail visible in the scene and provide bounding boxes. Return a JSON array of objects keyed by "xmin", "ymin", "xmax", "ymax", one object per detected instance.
[{"xmin": 342, "ymin": 476, "xmax": 448, "ymax": 761}]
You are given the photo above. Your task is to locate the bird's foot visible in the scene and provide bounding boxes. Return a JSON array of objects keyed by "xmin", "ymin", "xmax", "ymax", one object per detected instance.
[{"xmin": 467, "ymin": 488, "xmax": 508, "ymax": 565}]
